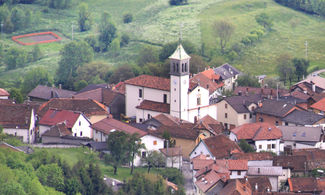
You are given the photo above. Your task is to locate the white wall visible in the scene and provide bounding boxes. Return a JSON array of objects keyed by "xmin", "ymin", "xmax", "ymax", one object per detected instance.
[
  {"xmin": 93, "ymin": 129, "xmax": 107, "ymax": 142},
  {"xmin": 71, "ymin": 115, "xmax": 92, "ymax": 138},
  {"xmin": 166, "ymin": 156, "xmax": 182, "ymax": 169},
  {"xmin": 134, "ymin": 134, "xmax": 164, "ymax": 166},
  {"xmin": 188, "ymin": 86, "xmax": 209, "ymax": 110},
  {"xmin": 230, "ymin": 170, "xmax": 247, "ymax": 179},
  {"xmin": 189, "ymin": 141, "xmax": 213, "ymax": 159},
  {"xmin": 255, "ymin": 139, "xmax": 281, "ymax": 155},
  {"xmin": 136, "ymin": 109, "xmax": 164, "ymax": 123},
  {"xmin": 126, "ymin": 84, "xmax": 170, "ymax": 117},
  {"xmin": 3, "ymin": 128, "xmax": 29, "ymax": 143},
  {"xmin": 188, "ymin": 105, "xmax": 217, "ymax": 123},
  {"xmin": 229, "ymin": 132, "xmax": 237, "ymax": 142},
  {"xmin": 39, "ymin": 125, "xmax": 50, "ymax": 136},
  {"xmin": 170, "ymin": 75, "xmax": 189, "ymax": 121}
]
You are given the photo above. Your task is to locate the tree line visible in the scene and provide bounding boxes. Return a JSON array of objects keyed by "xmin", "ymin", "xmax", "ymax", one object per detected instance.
[{"xmin": 275, "ymin": 0, "xmax": 325, "ymax": 17}]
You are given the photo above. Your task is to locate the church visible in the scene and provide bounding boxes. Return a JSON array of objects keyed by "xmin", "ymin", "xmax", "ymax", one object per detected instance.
[{"xmin": 125, "ymin": 44, "xmax": 227, "ymax": 123}]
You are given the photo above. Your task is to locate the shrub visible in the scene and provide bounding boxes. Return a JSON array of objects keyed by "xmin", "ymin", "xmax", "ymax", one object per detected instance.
[
  {"xmin": 120, "ymin": 34, "xmax": 130, "ymax": 47},
  {"xmin": 169, "ymin": 0, "xmax": 187, "ymax": 6},
  {"xmin": 123, "ymin": 13, "xmax": 133, "ymax": 23}
]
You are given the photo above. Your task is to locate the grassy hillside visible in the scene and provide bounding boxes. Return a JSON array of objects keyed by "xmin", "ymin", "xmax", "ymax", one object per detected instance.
[
  {"xmin": 1, "ymin": 0, "xmax": 325, "ymax": 86},
  {"xmin": 200, "ymin": 0, "xmax": 325, "ymax": 75}
]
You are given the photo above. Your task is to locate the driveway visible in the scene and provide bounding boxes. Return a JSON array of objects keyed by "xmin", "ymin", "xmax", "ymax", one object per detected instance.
[
  {"xmin": 307, "ymin": 69, "xmax": 325, "ymax": 78},
  {"xmin": 182, "ymin": 160, "xmax": 196, "ymax": 195}
]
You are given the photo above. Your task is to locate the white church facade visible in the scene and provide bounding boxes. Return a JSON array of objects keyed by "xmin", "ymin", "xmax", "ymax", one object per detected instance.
[{"xmin": 125, "ymin": 44, "xmax": 218, "ymax": 123}]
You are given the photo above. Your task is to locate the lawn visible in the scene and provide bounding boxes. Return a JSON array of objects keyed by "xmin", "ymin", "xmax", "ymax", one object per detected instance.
[
  {"xmin": 1, "ymin": 0, "xmax": 325, "ymax": 86},
  {"xmin": 200, "ymin": 0, "xmax": 325, "ymax": 75},
  {"xmin": 36, "ymin": 147, "xmax": 161, "ymax": 181}
]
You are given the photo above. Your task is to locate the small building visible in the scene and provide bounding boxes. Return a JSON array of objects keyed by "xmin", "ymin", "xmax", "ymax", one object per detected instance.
[
  {"xmin": 273, "ymin": 155, "xmax": 307, "ymax": 180},
  {"xmin": 288, "ymin": 177, "xmax": 325, "ymax": 194},
  {"xmin": 38, "ymin": 109, "xmax": 92, "ymax": 138},
  {"xmin": 213, "ymin": 63, "xmax": 241, "ymax": 91},
  {"xmin": 279, "ymin": 126, "xmax": 324, "ymax": 149},
  {"xmin": 0, "ymin": 104, "xmax": 36, "ymax": 143},
  {"xmin": 247, "ymin": 166, "xmax": 283, "ymax": 192},
  {"xmin": 282, "ymin": 109, "xmax": 325, "ymax": 126},
  {"xmin": 311, "ymin": 97, "xmax": 325, "ymax": 115},
  {"xmin": 230, "ymin": 122, "xmax": 282, "ymax": 155},
  {"xmin": 0, "ymin": 88, "xmax": 10, "ymax": 99},
  {"xmin": 28, "ymin": 85, "xmax": 75, "ymax": 102}
]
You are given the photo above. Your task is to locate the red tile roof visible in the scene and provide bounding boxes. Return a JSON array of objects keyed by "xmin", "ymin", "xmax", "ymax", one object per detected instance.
[
  {"xmin": 235, "ymin": 86, "xmax": 288, "ymax": 97},
  {"xmin": 232, "ymin": 152, "xmax": 274, "ymax": 161},
  {"xmin": 288, "ymin": 177, "xmax": 325, "ymax": 193},
  {"xmin": 73, "ymin": 88, "xmax": 122, "ymax": 106},
  {"xmin": 125, "ymin": 75, "xmax": 170, "ymax": 91},
  {"xmin": 190, "ymin": 72, "xmax": 223, "ymax": 95},
  {"xmin": 153, "ymin": 114, "xmax": 191, "ymax": 126},
  {"xmin": 0, "ymin": 88, "xmax": 9, "ymax": 96},
  {"xmin": 91, "ymin": 117, "xmax": 147, "ymax": 137},
  {"xmin": 39, "ymin": 109, "xmax": 81, "ymax": 128},
  {"xmin": 195, "ymin": 170, "xmax": 224, "ymax": 193},
  {"xmin": 136, "ymin": 100, "xmax": 170, "ymax": 113},
  {"xmin": 231, "ymin": 122, "xmax": 282, "ymax": 141},
  {"xmin": 219, "ymin": 179, "xmax": 252, "ymax": 195},
  {"xmin": 203, "ymin": 134, "xmax": 243, "ymax": 159},
  {"xmin": 228, "ymin": 160, "xmax": 248, "ymax": 170},
  {"xmin": 191, "ymin": 157, "xmax": 214, "ymax": 170},
  {"xmin": 113, "ymin": 81, "xmax": 125, "ymax": 94},
  {"xmin": 38, "ymin": 98, "xmax": 108, "ymax": 118},
  {"xmin": 0, "ymin": 104, "xmax": 33, "ymax": 129},
  {"xmin": 311, "ymin": 97, "xmax": 325, "ymax": 112},
  {"xmin": 200, "ymin": 68, "xmax": 221, "ymax": 80}
]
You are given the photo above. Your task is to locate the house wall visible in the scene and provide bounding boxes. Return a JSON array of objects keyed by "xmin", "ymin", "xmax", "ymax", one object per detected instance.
[
  {"xmin": 230, "ymin": 170, "xmax": 247, "ymax": 179},
  {"xmin": 279, "ymin": 168, "xmax": 291, "ymax": 186},
  {"xmin": 3, "ymin": 128, "xmax": 28, "ymax": 143},
  {"xmin": 175, "ymin": 137, "xmax": 197, "ymax": 160},
  {"xmin": 256, "ymin": 113, "xmax": 282, "ymax": 126},
  {"xmin": 29, "ymin": 109, "xmax": 36, "ymax": 143},
  {"xmin": 269, "ymin": 176, "xmax": 279, "ymax": 192},
  {"xmin": 71, "ymin": 115, "xmax": 92, "ymax": 138},
  {"xmin": 126, "ymin": 84, "xmax": 170, "ymax": 117},
  {"xmin": 283, "ymin": 141, "xmax": 317, "ymax": 150},
  {"xmin": 136, "ymin": 109, "xmax": 164, "ymax": 123},
  {"xmin": 134, "ymin": 134, "xmax": 164, "ymax": 166},
  {"xmin": 188, "ymin": 105, "xmax": 217, "ymax": 124},
  {"xmin": 190, "ymin": 141, "xmax": 213, "ymax": 160},
  {"xmin": 93, "ymin": 129, "xmax": 107, "ymax": 142},
  {"xmin": 39, "ymin": 125, "xmax": 51, "ymax": 136},
  {"xmin": 188, "ymin": 86, "xmax": 209, "ymax": 110},
  {"xmin": 255, "ymin": 139, "xmax": 280, "ymax": 155},
  {"xmin": 166, "ymin": 155, "xmax": 183, "ymax": 169}
]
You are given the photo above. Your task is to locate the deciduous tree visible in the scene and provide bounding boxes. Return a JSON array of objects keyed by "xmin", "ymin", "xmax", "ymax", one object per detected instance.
[
  {"xmin": 213, "ymin": 20, "xmax": 235, "ymax": 54},
  {"xmin": 99, "ymin": 12, "xmax": 117, "ymax": 52},
  {"xmin": 78, "ymin": 3, "xmax": 92, "ymax": 32},
  {"xmin": 255, "ymin": 12, "xmax": 273, "ymax": 30}
]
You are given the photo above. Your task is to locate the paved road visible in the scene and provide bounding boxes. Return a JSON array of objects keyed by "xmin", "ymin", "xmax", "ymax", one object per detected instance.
[
  {"xmin": 307, "ymin": 69, "xmax": 325, "ymax": 79},
  {"xmin": 182, "ymin": 160, "xmax": 196, "ymax": 195}
]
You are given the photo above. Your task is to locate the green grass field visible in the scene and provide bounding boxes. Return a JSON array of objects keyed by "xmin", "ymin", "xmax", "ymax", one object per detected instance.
[
  {"xmin": 37, "ymin": 147, "xmax": 160, "ymax": 181},
  {"xmin": 1, "ymin": 0, "xmax": 325, "ymax": 86}
]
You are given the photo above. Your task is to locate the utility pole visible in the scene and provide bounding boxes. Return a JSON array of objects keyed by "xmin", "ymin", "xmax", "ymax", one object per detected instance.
[
  {"xmin": 305, "ymin": 40, "xmax": 308, "ymax": 59},
  {"xmin": 1, "ymin": 23, "xmax": 3, "ymax": 40}
]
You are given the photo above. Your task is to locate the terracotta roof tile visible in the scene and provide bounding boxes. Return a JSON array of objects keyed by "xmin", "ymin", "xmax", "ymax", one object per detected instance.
[
  {"xmin": 91, "ymin": 117, "xmax": 147, "ymax": 137},
  {"xmin": 190, "ymin": 73, "xmax": 223, "ymax": 94},
  {"xmin": 28, "ymin": 85, "xmax": 75, "ymax": 100},
  {"xmin": 156, "ymin": 124, "xmax": 199, "ymax": 140},
  {"xmin": 239, "ymin": 176, "xmax": 272, "ymax": 192},
  {"xmin": 203, "ymin": 135, "xmax": 242, "ymax": 159},
  {"xmin": 231, "ymin": 122, "xmax": 282, "ymax": 141},
  {"xmin": 219, "ymin": 179, "xmax": 252, "ymax": 195},
  {"xmin": 42, "ymin": 123, "xmax": 71, "ymax": 137},
  {"xmin": 273, "ymin": 155, "xmax": 307, "ymax": 172},
  {"xmin": 153, "ymin": 114, "xmax": 191, "ymax": 126},
  {"xmin": 311, "ymin": 97, "xmax": 325, "ymax": 112},
  {"xmin": 0, "ymin": 88, "xmax": 9, "ymax": 96},
  {"xmin": 39, "ymin": 109, "xmax": 81, "ymax": 128},
  {"xmin": 195, "ymin": 171, "xmax": 223, "ymax": 193},
  {"xmin": 228, "ymin": 160, "xmax": 248, "ymax": 170},
  {"xmin": 288, "ymin": 177, "xmax": 325, "ymax": 193},
  {"xmin": 232, "ymin": 152, "xmax": 274, "ymax": 161},
  {"xmin": 234, "ymin": 86, "xmax": 288, "ymax": 97},
  {"xmin": 125, "ymin": 75, "xmax": 170, "ymax": 91},
  {"xmin": 136, "ymin": 100, "xmax": 170, "ymax": 113},
  {"xmin": 73, "ymin": 88, "xmax": 122, "ymax": 106},
  {"xmin": 191, "ymin": 158, "xmax": 214, "ymax": 170},
  {"xmin": 113, "ymin": 82, "xmax": 125, "ymax": 95},
  {"xmin": 0, "ymin": 104, "xmax": 33, "ymax": 129},
  {"xmin": 38, "ymin": 98, "xmax": 108, "ymax": 118}
]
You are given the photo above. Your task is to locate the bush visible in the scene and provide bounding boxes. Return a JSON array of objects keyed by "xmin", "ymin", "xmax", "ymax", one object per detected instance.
[
  {"xmin": 239, "ymin": 139, "xmax": 255, "ymax": 153},
  {"xmin": 169, "ymin": 0, "xmax": 187, "ymax": 6},
  {"xmin": 123, "ymin": 13, "xmax": 133, "ymax": 23},
  {"xmin": 120, "ymin": 34, "xmax": 130, "ymax": 47}
]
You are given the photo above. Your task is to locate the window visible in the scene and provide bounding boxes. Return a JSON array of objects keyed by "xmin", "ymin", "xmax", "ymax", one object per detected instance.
[
  {"xmin": 272, "ymin": 144, "xmax": 276, "ymax": 149},
  {"xmin": 259, "ymin": 145, "xmax": 262, "ymax": 149},
  {"xmin": 176, "ymin": 63, "xmax": 179, "ymax": 73},
  {"xmin": 197, "ymin": 97, "xmax": 201, "ymax": 105},
  {"xmin": 80, "ymin": 131, "xmax": 83, "ymax": 136},
  {"xmin": 139, "ymin": 89, "xmax": 143, "ymax": 98},
  {"xmin": 267, "ymin": 144, "xmax": 271, "ymax": 149},
  {"xmin": 224, "ymin": 123, "xmax": 228, "ymax": 130},
  {"xmin": 173, "ymin": 63, "xmax": 176, "ymax": 72},
  {"xmin": 163, "ymin": 94, "xmax": 167, "ymax": 103},
  {"xmin": 30, "ymin": 130, "xmax": 33, "ymax": 135},
  {"xmin": 141, "ymin": 151, "xmax": 146, "ymax": 158},
  {"xmin": 139, "ymin": 118, "xmax": 143, "ymax": 122},
  {"xmin": 249, "ymin": 113, "xmax": 252, "ymax": 119},
  {"xmin": 185, "ymin": 63, "xmax": 187, "ymax": 72},
  {"xmin": 15, "ymin": 132, "xmax": 17, "ymax": 136},
  {"xmin": 244, "ymin": 114, "xmax": 247, "ymax": 120},
  {"xmin": 225, "ymin": 103, "xmax": 228, "ymax": 109},
  {"xmin": 147, "ymin": 114, "xmax": 151, "ymax": 119},
  {"xmin": 285, "ymin": 122, "xmax": 289, "ymax": 126},
  {"xmin": 74, "ymin": 133, "xmax": 77, "ymax": 137},
  {"xmin": 182, "ymin": 63, "xmax": 184, "ymax": 72},
  {"xmin": 153, "ymin": 140, "xmax": 157, "ymax": 145},
  {"xmin": 275, "ymin": 121, "xmax": 279, "ymax": 126},
  {"xmin": 225, "ymin": 113, "xmax": 228, "ymax": 118},
  {"xmin": 237, "ymin": 171, "xmax": 241, "ymax": 175},
  {"xmin": 79, "ymin": 121, "xmax": 81, "ymax": 126}
]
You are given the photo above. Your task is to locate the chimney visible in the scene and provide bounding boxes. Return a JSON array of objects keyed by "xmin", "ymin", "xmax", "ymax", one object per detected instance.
[
  {"xmin": 311, "ymin": 81, "xmax": 316, "ymax": 92},
  {"xmin": 59, "ymin": 84, "xmax": 62, "ymax": 89},
  {"xmin": 255, "ymin": 183, "xmax": 258, "ymax": 192}
]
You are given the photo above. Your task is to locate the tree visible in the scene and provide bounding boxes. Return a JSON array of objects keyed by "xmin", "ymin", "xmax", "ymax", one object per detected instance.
[
  {"xmin": 162, "ymin": 130, "xmax": 176, "ymax": 148},
  {"xmin": 255, "ymin": 12, "xmax": 273, "ymax": 30},
  {"xmin": 238, "ymin": 139, "xmax": 255, "ymax": 153},
  {"xmin": 56, "ymin": 41, "xmax": 94, "ymax": 89},
  {"xmin": 105, "ymin": 131, "xmax": 130, "ymax": 175},
  {"xmin": 213, "ymin": 20, "xmax": 235, "ymax": 54},
  {"xmin": 5, "ymin": 47, "xmax": 28, "ymax": 70},
  {"xmin": 128, "ymin": 133, "xmax": 145, "ymax": 175},
  {"xmin": 109, "ymin": 65, "xmax": 135, "ymax": 84},
  {"xmin": 10, "ymin": 7, "xmax": 25, "ymax": 31},
  {"xmin": 123, "ymin": 13, "xmax": 133, "ymax": 23},
  {"xmin": 169, "ymin": 0, "xmax": 187, "ymax": 6},
  {"xmin": 237, "ymin": 74, "xmax": 260, "ymax": 87},
  {"xmin": 189, "ymin": 54, "xmax": 207, "ymax": 74},
  {"xmin": 120, "ymin": 34, "xmax": 130, "ymax": 47},
  {"xmin": 76, "ymin": 61, "xmax": 111, "ymax": 84},
  {"xmin": 293, "ymin": 58, "xmax": 309, "ymax": 81},
  {"xmin": 9, "ymin": 88, "xmax": 23, "ymax": 103},
  {"xmin": 143, "ymin": 151, "xmax": 165, "ymax": 173},
  {"xmin": 276, "ymin": 53, "xmax": 295, "ymax": 85},
  {"xmin": 22, "ymin": 67, "xmax": 53, "ymax": 94},
  {"xmin": 36, "ymin": 163, "xmax": 65, "ymax": 191},
  {"xmin": 137, "ymin": 46, "xmax": 159, "ymax": 66},
  {"xmin": 31, "ymin": 45, "xmax": 42, "ymax": 61},
  {"xmin": 99, "ymin": 12, "xmax": 117, "ymax": 52},
  {"xmin": 78, "ymin": 3, "xmax": 91, "ymax": 32}
]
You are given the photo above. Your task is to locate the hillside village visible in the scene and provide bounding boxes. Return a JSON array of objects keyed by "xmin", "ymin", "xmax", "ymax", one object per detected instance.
[{"xmin": 1, "ymin": 43, "xmax": 325, "ymax": 194}]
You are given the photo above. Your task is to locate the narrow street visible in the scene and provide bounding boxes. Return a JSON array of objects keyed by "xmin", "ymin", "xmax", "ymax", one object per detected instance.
[{"xmin": 182, "ymin": 160, "xmax": 196, "ymax": 195}]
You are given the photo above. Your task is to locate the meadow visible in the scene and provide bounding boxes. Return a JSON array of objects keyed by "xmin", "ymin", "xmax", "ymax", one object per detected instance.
[{"xmin": 1, "ymin": 0, "xmax": 325, "ymax": 85}]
